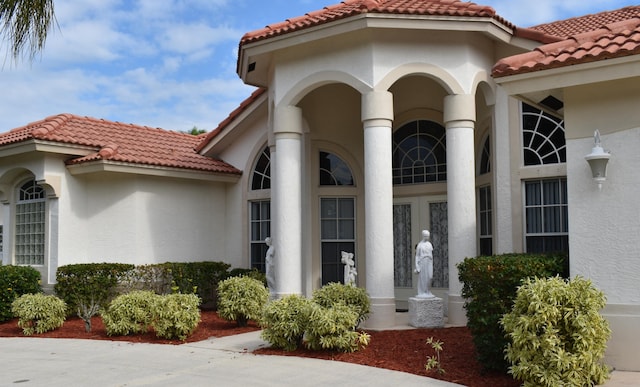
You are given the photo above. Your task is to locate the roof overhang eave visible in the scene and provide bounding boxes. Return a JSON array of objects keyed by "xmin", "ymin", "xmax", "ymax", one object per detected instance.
[
  {"xmin": 0, "ymin": 140, "xmax": 97, "ymax": 159},
  {"xmin": 238, "ymin": 13, "xmax": 517, "ymax": 86},
  {"xmin": 494, "ymin": 54, "xmax": 640, "ymax": 97},
  {"xmin": 67, "ymin": 160, "xmax": 241, "ymax": 183}
]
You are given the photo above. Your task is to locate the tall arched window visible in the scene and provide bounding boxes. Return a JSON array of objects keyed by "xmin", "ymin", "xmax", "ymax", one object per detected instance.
[
  {"xmin": 478, "ymin": 135, "xmax": 492, "ymax": 255},
  {"xmin": 479, "ymin": 135, "xmax": 491, "ymax": 175},
  {"xmin": 249, "ymin": 146, "xmax": 271, "ymax": 272},
  {"xmin": 392, "ymin": 120, "xmax": 447, "ymax": 185},
  {"xmin": 522, "ymin": 102, "xmax": 566, "ymax": 165},
  {"xmin": 15, "ymin": 180, "xmax": 45, "ymax": 265},
  {"xmin": 318, "ymin": 151, "xmax": 355, "ymax": 285}
]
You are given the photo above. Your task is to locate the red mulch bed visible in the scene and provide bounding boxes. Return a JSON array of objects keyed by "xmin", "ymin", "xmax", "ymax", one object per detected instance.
[{"xmin": 0, "ymin": 311, "xmax": 519, "ymax": 387}]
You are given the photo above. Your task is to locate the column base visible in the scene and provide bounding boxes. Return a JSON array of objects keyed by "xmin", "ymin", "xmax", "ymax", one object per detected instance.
[
  {"xmin": 447, "ymin": 294, "xmax": 467, "ymax": 326},
  {"xmin": 364, "ymin": 297, "xmax": 396, "ymax": 329}
]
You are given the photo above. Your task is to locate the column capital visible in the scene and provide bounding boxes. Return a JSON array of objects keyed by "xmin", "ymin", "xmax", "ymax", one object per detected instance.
[
  {"xmin": 362, "ymin": 90, "xmax": 393, "ymax": 125},
  {"xmin": 444, "ymin": 94, "xmax": 476, "ymax": 126},
  {"xmin": 273, "ymin": 105, "xmax": 303, "ymax": 135}
]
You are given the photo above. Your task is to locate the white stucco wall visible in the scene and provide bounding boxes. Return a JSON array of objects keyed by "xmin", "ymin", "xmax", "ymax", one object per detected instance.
[
  {"xmin": 565, "ymin": 78, "xmax": 640, "ymax": 371},
  {"xmin": 58, "ymin": 173, "xmax": 230, "ymax": 266}
]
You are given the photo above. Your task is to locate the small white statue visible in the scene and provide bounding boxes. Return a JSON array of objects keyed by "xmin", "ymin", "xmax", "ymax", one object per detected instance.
[
  {"xmin": 414, "ymin": 230, "xmax": 434, "ymax": 298},
  {"xmin": 265, "ymin": 237, "xmax": 275, "ymax": 294},
  {"xmin": 341, "ymin": 251, "xmax": 357, "ymax": 286}
]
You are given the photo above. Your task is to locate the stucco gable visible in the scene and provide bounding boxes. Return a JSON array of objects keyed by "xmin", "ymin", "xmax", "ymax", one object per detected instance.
[{"xmin": 0, "ymin": 113, "xmax": 241, "ymax": 175}]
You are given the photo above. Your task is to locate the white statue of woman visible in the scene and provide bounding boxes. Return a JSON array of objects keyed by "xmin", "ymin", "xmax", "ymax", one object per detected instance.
[
  {"xmin": 414, "ymin": 230, "xmax": 434, "ymax": 298},
  {"xmin": 265, "ymin": 237, "xmax": 275, "ymax": 295},
  {"xmin": 341, "ymin": 251, "xmax": 357, "ymax": 286}
]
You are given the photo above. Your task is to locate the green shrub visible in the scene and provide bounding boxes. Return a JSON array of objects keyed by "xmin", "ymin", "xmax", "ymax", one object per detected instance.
[
  {"xmin": 228, "ymin": 268, "xmax": 267, "ymax": 285},
  {"xmin": 502, "ymin": 276, "xmax": 611, "ymax": 386},
  {"xmin": 55, "ymin": 263, "xmax": 134, "ymax": 332},
  {"xmin": 11, "ymin": 293, "xmax": 66, "ymax": 335},
  {"xmin": 101, "ymin": 290, "xmax": 158, "ymax": 336},
  {"xmin": 153, "ymin": 293, "xmax": 201, "ymax": 341},
  {"xmin": 457, "ymin": 253, "xmax": 566, "ymax": 371},
  {"xmin": 260, "ymin": 294, "xmax": 314, "ymax": 351},
  {"xmin": 304, "ymin": 303, "xmax": 371, "ymax": 352},
  {"xmin": 0, "ymin": 265, "xmax": 41, "ymax": 322},
  {"xmin": 217, "ymin": 276, "xmax": 269, "ymax": 326},
  {"xmin": 165, "ymin": 261, "xmax": 231, "ymax": 307},
  {"xmin": 311, "ymin": 282, "xmax": 370, "ymax": 328},
  {"xmin": 116, "ymin": 264, "xmax": 173, "ymax": 295}
]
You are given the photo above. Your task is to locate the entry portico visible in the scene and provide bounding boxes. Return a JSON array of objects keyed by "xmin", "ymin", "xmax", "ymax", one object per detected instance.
[{"xmin": 238, "ymin": 3, "xmax": 507, "ymax": 327}]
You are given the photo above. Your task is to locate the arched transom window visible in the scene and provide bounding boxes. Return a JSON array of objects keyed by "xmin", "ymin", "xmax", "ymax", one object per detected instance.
[
  {"xmin": 522, "ymin": 102, "xmax": 566, "ymax": 166},
  {"xmin": 251, "ymin": 147, "xmax": 271, "ymax": 190},
  {"xmin": 319, "ymin": 151, "xmax": 354, "ymax": 186},
  {"xmin": 392, "ymin": 120, "xmax": 447, "ymax": 185}
]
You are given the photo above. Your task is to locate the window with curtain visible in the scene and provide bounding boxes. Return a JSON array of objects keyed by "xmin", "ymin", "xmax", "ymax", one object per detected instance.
[
  {"xmin": 524, "ymin": 179, "xmax": 568, "ymax": 253},
  {"xmin": 15, "ymin": 180, "xmax": 46, "ymax": 265},
  {"xmin": 392, "ymin": 120, "xmax": 447, "ymax": 185}
]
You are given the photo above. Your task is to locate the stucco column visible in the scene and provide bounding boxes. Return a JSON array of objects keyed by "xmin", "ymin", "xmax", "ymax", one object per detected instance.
[
  {"xmin": 362, "ymin": 90, "xmax": 395, "ymax": 329},
  {"xmin": 272, "ymin": 105, "xmax": 303, "ymax": 297},
  {"xmin": 444, "ymin": 94, "xmax": 476, "ymax": 326}
]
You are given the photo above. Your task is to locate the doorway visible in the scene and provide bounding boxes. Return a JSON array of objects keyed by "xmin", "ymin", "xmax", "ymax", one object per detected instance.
[{"xmin": 393, "ymin": 196, "xmax": 448, "ymax": 310}]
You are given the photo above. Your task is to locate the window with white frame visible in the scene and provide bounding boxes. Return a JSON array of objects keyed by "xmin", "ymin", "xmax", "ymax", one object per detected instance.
[
  {"xmin": 522, "ymin": 102, "xmax": 566, "ymax": 166},
  {"xmin": 477, "ymin": 135, "xmax": 492, "ymax": 255},
  {"xmin": 478, "ymin": 186, "xmax": 492, "ymax": 256},
  {"xmin": 392, "ymin": 120, "xmax": 447, "ymax": 185},
  {"xmin": 249, "ymin": 147, "xmax": 271, "ymax": 272},
  {"xmin": 319, "ymin": 151, "xmax": 356, "ymax": 285},
  {"xmin": 524, "ymin": 179, "xmax": 568, "ymax": 253},
  {"xmin": 320, "ymin": 197, "xmax": 355, "ymax": 285},
  {"xmin": 15, "ymin": 180, "xmax": 45, "ymax": 265}
]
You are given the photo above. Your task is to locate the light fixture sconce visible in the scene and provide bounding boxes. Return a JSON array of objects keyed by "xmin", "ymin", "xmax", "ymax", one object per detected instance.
[{"xmin": 584, "ymin": 130, "xmax": 611, "ymax": 190}]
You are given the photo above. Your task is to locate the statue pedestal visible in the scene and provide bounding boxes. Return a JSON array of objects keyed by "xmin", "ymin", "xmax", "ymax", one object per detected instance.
[{"xmin": 408, "ymin": 296, "xmax": 444, "ymax": 328}]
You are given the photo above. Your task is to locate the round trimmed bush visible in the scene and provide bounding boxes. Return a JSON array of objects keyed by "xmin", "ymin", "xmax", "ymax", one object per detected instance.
[
  {"xmin": 102, "ymin": 290, "xmax": 158, "ymax": 336},
  {"xmin": 260, "ymin": 294, "xmax": 313, "ymax": 351},
  {"xmin": 217, "ymin": 276, "xmax": 269, "ymax": 327},
  {"xmin": 11, "ymin": 293, "xmax": 67, "ymax": 335},
  {"xmin": 311, "ymin": 282, "xmax": 370, "ymax": 327},
  {"xmin": 501, "ymin": 276, "xmax": 611, "ymax": 386}
]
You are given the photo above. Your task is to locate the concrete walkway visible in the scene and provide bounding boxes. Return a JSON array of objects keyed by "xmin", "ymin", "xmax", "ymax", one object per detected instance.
[{"xmin": 1, "ymin": 330, "xmax": 637, "ymax": 386}]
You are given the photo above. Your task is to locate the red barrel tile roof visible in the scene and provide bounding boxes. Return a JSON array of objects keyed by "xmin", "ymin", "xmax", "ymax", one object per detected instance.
[
  {"xmin": 493, "ymin": 7, "xmax": 640, "ymax": 77},
  {"xmin": 0, "ymin": 113, "xmax": 241, "ymax": 175},
  {"xmin": 240, "ymin": 0, "xmax": 513, "ymax": 46}
]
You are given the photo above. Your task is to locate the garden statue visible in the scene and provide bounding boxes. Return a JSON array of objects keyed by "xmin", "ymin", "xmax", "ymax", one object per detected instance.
[
  {"xmin": 265, "ymin": 237, "xmax": 275, "ymax": 295},
  {"xmin": 414, "ymin": 230, "xmax": 434, "ymax": 298},
  {"xmin": 341, "ymin": 251, "xmax": 357, "ymax": 286}
]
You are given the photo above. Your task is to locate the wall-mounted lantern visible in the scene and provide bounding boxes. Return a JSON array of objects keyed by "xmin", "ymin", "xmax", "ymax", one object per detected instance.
[{"xmin": 584, "ymin": 130, "xmax": 611, "ymax": 190}]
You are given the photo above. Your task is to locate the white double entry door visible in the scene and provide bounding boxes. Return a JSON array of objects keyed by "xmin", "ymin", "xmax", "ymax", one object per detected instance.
[{"xmin": 393, "ymin": 196, "xmax": 448, "ymax": 311}]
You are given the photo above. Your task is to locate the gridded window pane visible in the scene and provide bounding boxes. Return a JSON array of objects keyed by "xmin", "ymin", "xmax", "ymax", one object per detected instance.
[
  {"xmin": 15, "ymin": 180, "xmax": 46, "ymax": 265},
  {"xmin": 478, "ymin": 186, "xmax": 493, "ymax": 255},
  {"xmin": 524, "ymin": 179, "xmax": 568, "ymax": 254},
  {"xmin": 320, "ymin": 198, "xmax": 355, "ymax": 285},
  {"xmin": 319, "ymin": 152, "xmax": 354, "ymax": 186},
  {"xmin": 251, "ymin": 147, "xmax": 271, "ymax": 190},
  {"xmin": 250, "ymin": 201, "xmax": 271, "ymax": 272},
  {"xmin": 522, "ymin": 103, "xmax": 566, "ymax": 166},
  {"xmin": 392, "ymin": 120, "xmax": 447, "ymax": 185}
]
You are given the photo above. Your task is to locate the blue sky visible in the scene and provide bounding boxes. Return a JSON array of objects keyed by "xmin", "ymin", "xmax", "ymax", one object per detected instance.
[{"xmin": 0, "ymin": 0, "xmax": 633, "ymax": 133}]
